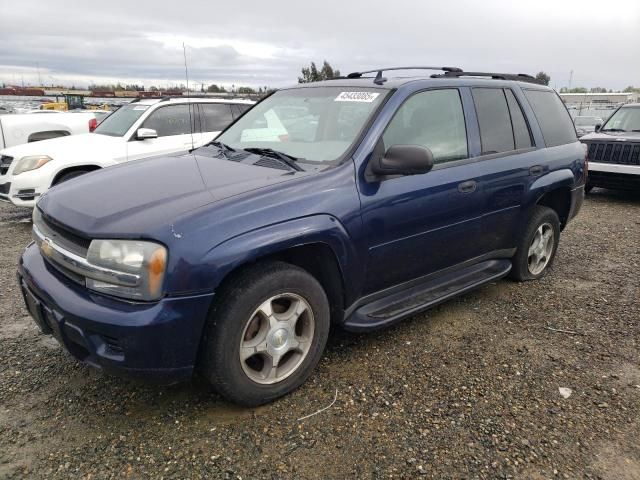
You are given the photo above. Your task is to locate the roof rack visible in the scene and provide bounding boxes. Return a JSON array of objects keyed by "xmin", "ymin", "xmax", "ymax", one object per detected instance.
[
  {"xmin": 431, "ymin": 71, "xmax": 542, "ymax": 85},
  {"xmin": 346, "ymin": 66, "xmax": 463, "ymax": 85}
]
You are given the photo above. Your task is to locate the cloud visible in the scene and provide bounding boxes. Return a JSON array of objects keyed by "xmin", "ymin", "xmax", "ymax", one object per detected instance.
[{"xmin": 0, "ymin": 0, "xmax": 638, "ymax": 89}]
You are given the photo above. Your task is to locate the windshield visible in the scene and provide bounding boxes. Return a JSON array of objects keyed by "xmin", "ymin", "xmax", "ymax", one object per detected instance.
[
  {"xmin": 94, "ymin": 104, "xmax": 150, "ymax": 137},
  {"xmin": 574, "ymin": 116, "xmax": 601, "ymax": 127},
  {"xmin": 601, "ymin": 107, "xmax": 640, "ymax": 132},
  {"xmin": 215, "ymin": 87, "xmax": 387, "ymax": 163}
]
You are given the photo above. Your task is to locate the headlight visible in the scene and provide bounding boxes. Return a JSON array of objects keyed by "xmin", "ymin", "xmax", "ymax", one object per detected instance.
[
  {"xmin": 86, "ymin": 239, "xmax": 167, "ymax": 301},
  {"xmin": 13, "ymin": 155, "xmax": 52, "ymax": 175}
]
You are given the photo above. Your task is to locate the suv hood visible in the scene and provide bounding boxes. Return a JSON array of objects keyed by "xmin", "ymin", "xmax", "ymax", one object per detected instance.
[
  {"xmin": 580, "ymin": 131, "xmax": 640, "ymax": 142},
  {"xmin": 1, "ymin": 133, "xmax": 125, "ymax": 165},
  {"xmin": 38, "ymin": 153, "xmax": 307, "ymax": 238}
]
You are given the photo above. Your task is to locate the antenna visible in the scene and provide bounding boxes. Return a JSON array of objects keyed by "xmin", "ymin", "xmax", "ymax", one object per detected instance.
[{"xmin": 183, "ymin": 42, "xmax": 195, "ymax": 151}]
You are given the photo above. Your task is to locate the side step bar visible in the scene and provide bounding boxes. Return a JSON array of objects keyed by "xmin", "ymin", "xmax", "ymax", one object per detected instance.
[{"xmin": 343, "ymin": 259, "xmax": 512, "ymax": 332}]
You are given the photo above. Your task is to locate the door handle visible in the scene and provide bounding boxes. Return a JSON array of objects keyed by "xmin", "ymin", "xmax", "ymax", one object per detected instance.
[
  {"xmin": 458, "ymin": 180, "xmax": 477, "ymax": 193},
  {"xmin": 530, "ymin": 165, "xmax": 544, "ymax": 176}
]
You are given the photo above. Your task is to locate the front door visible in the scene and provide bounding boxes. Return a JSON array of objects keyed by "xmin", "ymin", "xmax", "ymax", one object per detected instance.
[
  {"xmin": 358, "ymin": 88, "xmax": 484, "ymax": 294},
  {"xmin": 127, "ymin": 104, "xmax": 201, "ymax": 161}
]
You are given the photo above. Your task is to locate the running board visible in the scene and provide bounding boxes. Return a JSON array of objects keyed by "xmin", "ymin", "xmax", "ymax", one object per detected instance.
[{"xmin": 343, "ymin": 259, "xmax": 512, "ymax": 332}]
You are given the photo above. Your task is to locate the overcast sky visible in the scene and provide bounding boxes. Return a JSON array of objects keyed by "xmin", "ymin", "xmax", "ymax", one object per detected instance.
[{"xmin": 1, "ymin": 0, "xmax": 638, "ymax": 90}]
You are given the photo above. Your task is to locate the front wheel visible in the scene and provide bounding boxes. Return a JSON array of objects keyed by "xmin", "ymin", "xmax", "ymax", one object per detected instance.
[
  {"xmin": 510, "ymin": 206, "xmax": 560, "ymax": 281},
  {"xmin": 199, "ymin": 261, "xmax": 330, "ymax": 406}
]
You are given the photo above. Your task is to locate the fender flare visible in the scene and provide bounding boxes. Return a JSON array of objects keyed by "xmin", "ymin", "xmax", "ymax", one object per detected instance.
[
  {"xmin": 529, "ymin": 169, "xmax": 575, "ymax": 201},
  {"xmin": 200, "ymin": 214, "xmax": 360, "ymax": 295}
]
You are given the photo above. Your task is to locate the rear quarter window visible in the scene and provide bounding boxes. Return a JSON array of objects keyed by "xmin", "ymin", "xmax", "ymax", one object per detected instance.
[{"xmin": 523, "ymin": 90, "xmax": 577, "ymax": 147}]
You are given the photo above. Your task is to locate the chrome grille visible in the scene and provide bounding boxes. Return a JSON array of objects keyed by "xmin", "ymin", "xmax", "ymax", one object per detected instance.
[{"xmin": 587, "ymin": 141, "xmax": 640, "ymax": 166}]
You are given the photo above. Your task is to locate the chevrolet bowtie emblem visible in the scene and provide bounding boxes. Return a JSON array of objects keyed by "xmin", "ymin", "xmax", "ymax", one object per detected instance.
[{"xmin": 41, "ymin": 238, "xmax": 54, "ymax": 258}]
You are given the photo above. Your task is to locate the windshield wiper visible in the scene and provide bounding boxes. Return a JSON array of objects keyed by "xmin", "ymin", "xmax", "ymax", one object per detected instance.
[
  {"xmin": 243, "ymin": 148, "xmax": 304, "ymax": 172},
  {"xmin": 601, "ymin": 128, "xmax": 626, "ymax": 132},
  {"xmin": 632, "ymin": 129, "xmax": 640, "ymax": 132},
  {"xmin": 206, "ymin": 141, "xmax": 237, "ymax": 160}
]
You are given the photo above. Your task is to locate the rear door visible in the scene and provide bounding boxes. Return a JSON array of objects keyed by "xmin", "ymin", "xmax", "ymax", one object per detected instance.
[
  {"xmin": 470, "ymin": 87, "xmax": 536, "ymax": 252},
  {"xmin": 359, "ymin": 88, "xmax": 484, "ymax": 294},
  {"xmin": 126, "ymin": 104, "xmax": 200, "ymax": 161},
  {"xmin": 199, "ymin": 103, "xmax": 234, "ymax": 145}
]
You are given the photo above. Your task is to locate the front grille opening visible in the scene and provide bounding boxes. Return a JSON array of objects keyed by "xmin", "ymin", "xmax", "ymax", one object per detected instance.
[
  {"xmin": 16, "ymin": 189, "xmax": 36, "ymax": 201},
  {"xmin": 0, "ymin": 155, "xmax": 13, "ymax": 175},
  {"xmin": 586, "ymin": 142, "xmax": 640, "ymax": 166},
  {"xmin": 101, "ymin": 335, "xmax": 124, "ymax": 357}
]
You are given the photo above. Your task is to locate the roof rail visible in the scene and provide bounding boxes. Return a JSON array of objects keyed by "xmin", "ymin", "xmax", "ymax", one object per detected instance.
[
  {"xmin": 346, "ymin": 66, "xmax": 463, "ymax": 85},
  {"xmin": 431, "ymin": 71, "xmax": 542, "ymax": 85}
]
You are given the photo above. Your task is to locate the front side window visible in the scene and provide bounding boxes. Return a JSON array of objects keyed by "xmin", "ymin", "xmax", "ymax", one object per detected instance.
[
  {"xmin": 601, "ymin": 107, "xmax": 640, "ymax": 132},
  {"xmin": 382, "ymin": 89, "xmax": 468, "ymax": 164},
  {"xmin": 215, "ymin": 87, "xmax": 388, "ymax": 163},
  {"xmin": 142, "ymin": 105, "xmax": 193, "ymax": 137},
  {"xmin": 94, "ymin": 104, "xmax": 149, "ymax": 137},
  {"xmin": 523, "ymin": 89, "xmax": 577, "ymax": 147},
  {"xmin": 200, "ymin": 103, "xmax": 233, "ymax": 132}
]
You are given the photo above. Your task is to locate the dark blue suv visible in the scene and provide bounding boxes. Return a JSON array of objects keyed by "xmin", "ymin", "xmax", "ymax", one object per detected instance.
[{"xmin": 18, "ymin": 67, "xmax": 586, "ymax": 405}]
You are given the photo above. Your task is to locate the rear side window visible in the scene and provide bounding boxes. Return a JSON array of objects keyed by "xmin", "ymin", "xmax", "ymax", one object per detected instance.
[
  {"xmin": 505, "ymin": 89, "xmax": 533, "ymax": 149},
  {"xmin": 383, "ymin": 89, "xmax": 468, "ymax": 164},
  {"xmin": 200, "ymin": 104, "xmax": 234, "ymax": 132},
  {"xmin": 472, "ymin": 88, "xmax": 514, "ymax": 154},
  {"xmin": 523, "ymin": 90, "xmax": 577, "ymax": 147}
]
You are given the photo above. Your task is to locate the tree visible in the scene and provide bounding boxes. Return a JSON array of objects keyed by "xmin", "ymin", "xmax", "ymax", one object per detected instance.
[
  {"xmin": 207, "ymin": 84, "xmax": 226, "ymax": 93},
  {"xmin": 535, "ymin": 71, "xmax": 550, "ymax": 86},
  {"xmin": 623, "ymin": 86, "xmax": 640, "ymax": 93},
  {"xmin": 589, "ymin": 87, "xmax": 607, "ymax": 93},
  {"xmin": 298, "ymin": 61, "xmax": 341, "ymax": 83},
  {"xmin": 238, "ymin": 86, "xmax": 256, "ymax": 94}
]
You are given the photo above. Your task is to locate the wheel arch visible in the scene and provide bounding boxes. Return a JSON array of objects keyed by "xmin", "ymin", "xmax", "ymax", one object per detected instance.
[
  {"xmin": 529, "ymin": 169, "xmax": 575, "ymax": 230},
  {"xmin": 51, "ymin": 164, "xmax": 102, "ymax": 186},
  {"xmin": 197, "ymin": 215, "xmax": 362, "ymax": 325}
]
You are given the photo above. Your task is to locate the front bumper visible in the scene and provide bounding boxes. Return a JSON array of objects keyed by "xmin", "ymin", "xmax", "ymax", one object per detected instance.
[
  {"xmin": 18, "ymin": 242, "xmax": 214, "ymax": 383},
  {"xmin": 588, "ymin": 162, "xmax": 640, "ymax": 191},
  {"xmin": 0, "ymin": 173, "xmax": 44, "ymax": 207}
]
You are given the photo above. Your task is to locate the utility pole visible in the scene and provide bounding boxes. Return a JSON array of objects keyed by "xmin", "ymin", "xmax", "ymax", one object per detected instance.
[
  {"xmin": 36, "ymin": 62, "xmax": 42, "ymax": 86},
  {"xmin": 568, "ymin": 70, "xmax": 573, "ymax": 91}
]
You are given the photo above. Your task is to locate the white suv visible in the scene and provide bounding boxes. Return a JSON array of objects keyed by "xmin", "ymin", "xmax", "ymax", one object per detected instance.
[{"xmin": 0, "ymin": 97, "xmax": 254, "ymax": 207}]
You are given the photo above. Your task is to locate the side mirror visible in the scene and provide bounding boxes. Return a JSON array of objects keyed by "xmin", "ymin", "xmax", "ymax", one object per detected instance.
[
  {"xmin": 594, "ymin": 124, "xmax": 602, "ymax": 132},
  {"xmin": 136, "ymin": 128, "xmax": 158, "ymax": 140},
  {"xmin": 371, "ymin": 144, "xmax": 434, "ymax": 176}
]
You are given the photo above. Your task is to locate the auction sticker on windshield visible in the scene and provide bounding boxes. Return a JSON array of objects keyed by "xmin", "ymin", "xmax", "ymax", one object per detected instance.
[{"xmin": 335, "ymin": 92, "xmax": 380, "ymax": 102}]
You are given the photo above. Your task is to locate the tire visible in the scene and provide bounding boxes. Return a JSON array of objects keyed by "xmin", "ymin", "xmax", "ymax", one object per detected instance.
[
  {"xmin": 585, "ymin": 183, "xmax": 594, "ymax": 194},
  {"xmin": 510, "ymin": 206, "xmax": 560, "ymax": 282},
  {"xmin": 53, "ymin": 170, "xmax": 90, "ymax": 185},
  {"xmin": 199, "ymin": 261, "xmax": 330, "ymax": 406}
]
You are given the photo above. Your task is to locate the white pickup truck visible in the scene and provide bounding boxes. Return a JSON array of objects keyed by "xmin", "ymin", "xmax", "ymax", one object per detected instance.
[
  {"xmin": 0, "ymin": 111, "xmax": 102, "ymax": 149},
  {"xmin": 0, "ymin": 97, "xmax": 254, "ymax": 207}
]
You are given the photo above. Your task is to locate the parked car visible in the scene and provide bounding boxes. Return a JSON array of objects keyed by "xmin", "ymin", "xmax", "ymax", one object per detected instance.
[
  {"xmin": 580, "ymin": 103, "xmax": 640, "ymax": 191},
  {"xmin": 573, "ymin": 115, "xmax": 603, "ymax": 137},
  {"xmin": 0, "ymin": 110, "xmax": 100, "ymax": 150},
  {"xmin": 18, "ymin": 68, "xmax": 586, "ymax": 406},
  {"xmin": 0, "ymin": 97, "xmax": 254, "ymax": 206}
]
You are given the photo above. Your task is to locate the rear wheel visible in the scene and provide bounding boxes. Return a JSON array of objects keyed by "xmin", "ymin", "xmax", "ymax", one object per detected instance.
[
  {"xmin": 510, "ymin": 206, "xmax": 560, "ymax": 281},
  {"xmin": 199, "ymin": 261, "xmax": 330, "ymax": 406}
]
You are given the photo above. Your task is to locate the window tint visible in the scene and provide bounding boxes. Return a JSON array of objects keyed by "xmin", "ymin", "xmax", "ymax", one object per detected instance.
[
  {"xmin": 200, "ymin": 103, "xmax": 234, "ymax": 132},
  {"xmin": 382, "ymin": 89, "xmax": 467, "ymax": 164},
  {"xmin": 232, "ymin": 104, "xmax": 251, "ymax": 118},
  {"xmin": 472, "ymin": 88, "xmax": 514, "ymax": 154},
  {"xmin": 523, "ymin": 90, "xmax": 576, "ymax": 147},
  {"xmin": 505, "ymin": 89, "xmax": 533, "ymax": 149},
  {"xmin": 142, "ymin": 105, "xmax": 193, "ymax": 137}
]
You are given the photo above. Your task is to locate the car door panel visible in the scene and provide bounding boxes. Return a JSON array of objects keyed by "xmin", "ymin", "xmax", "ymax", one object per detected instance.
[{"xmin": 358, "ymin": 88, "xmax": 483, "ymax": 295}]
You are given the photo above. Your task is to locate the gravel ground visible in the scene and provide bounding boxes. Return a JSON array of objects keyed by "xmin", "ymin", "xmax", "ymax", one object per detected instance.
[{"xmin": 1, "ymin": 190, "xmax": 639, "ymax": 480}]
